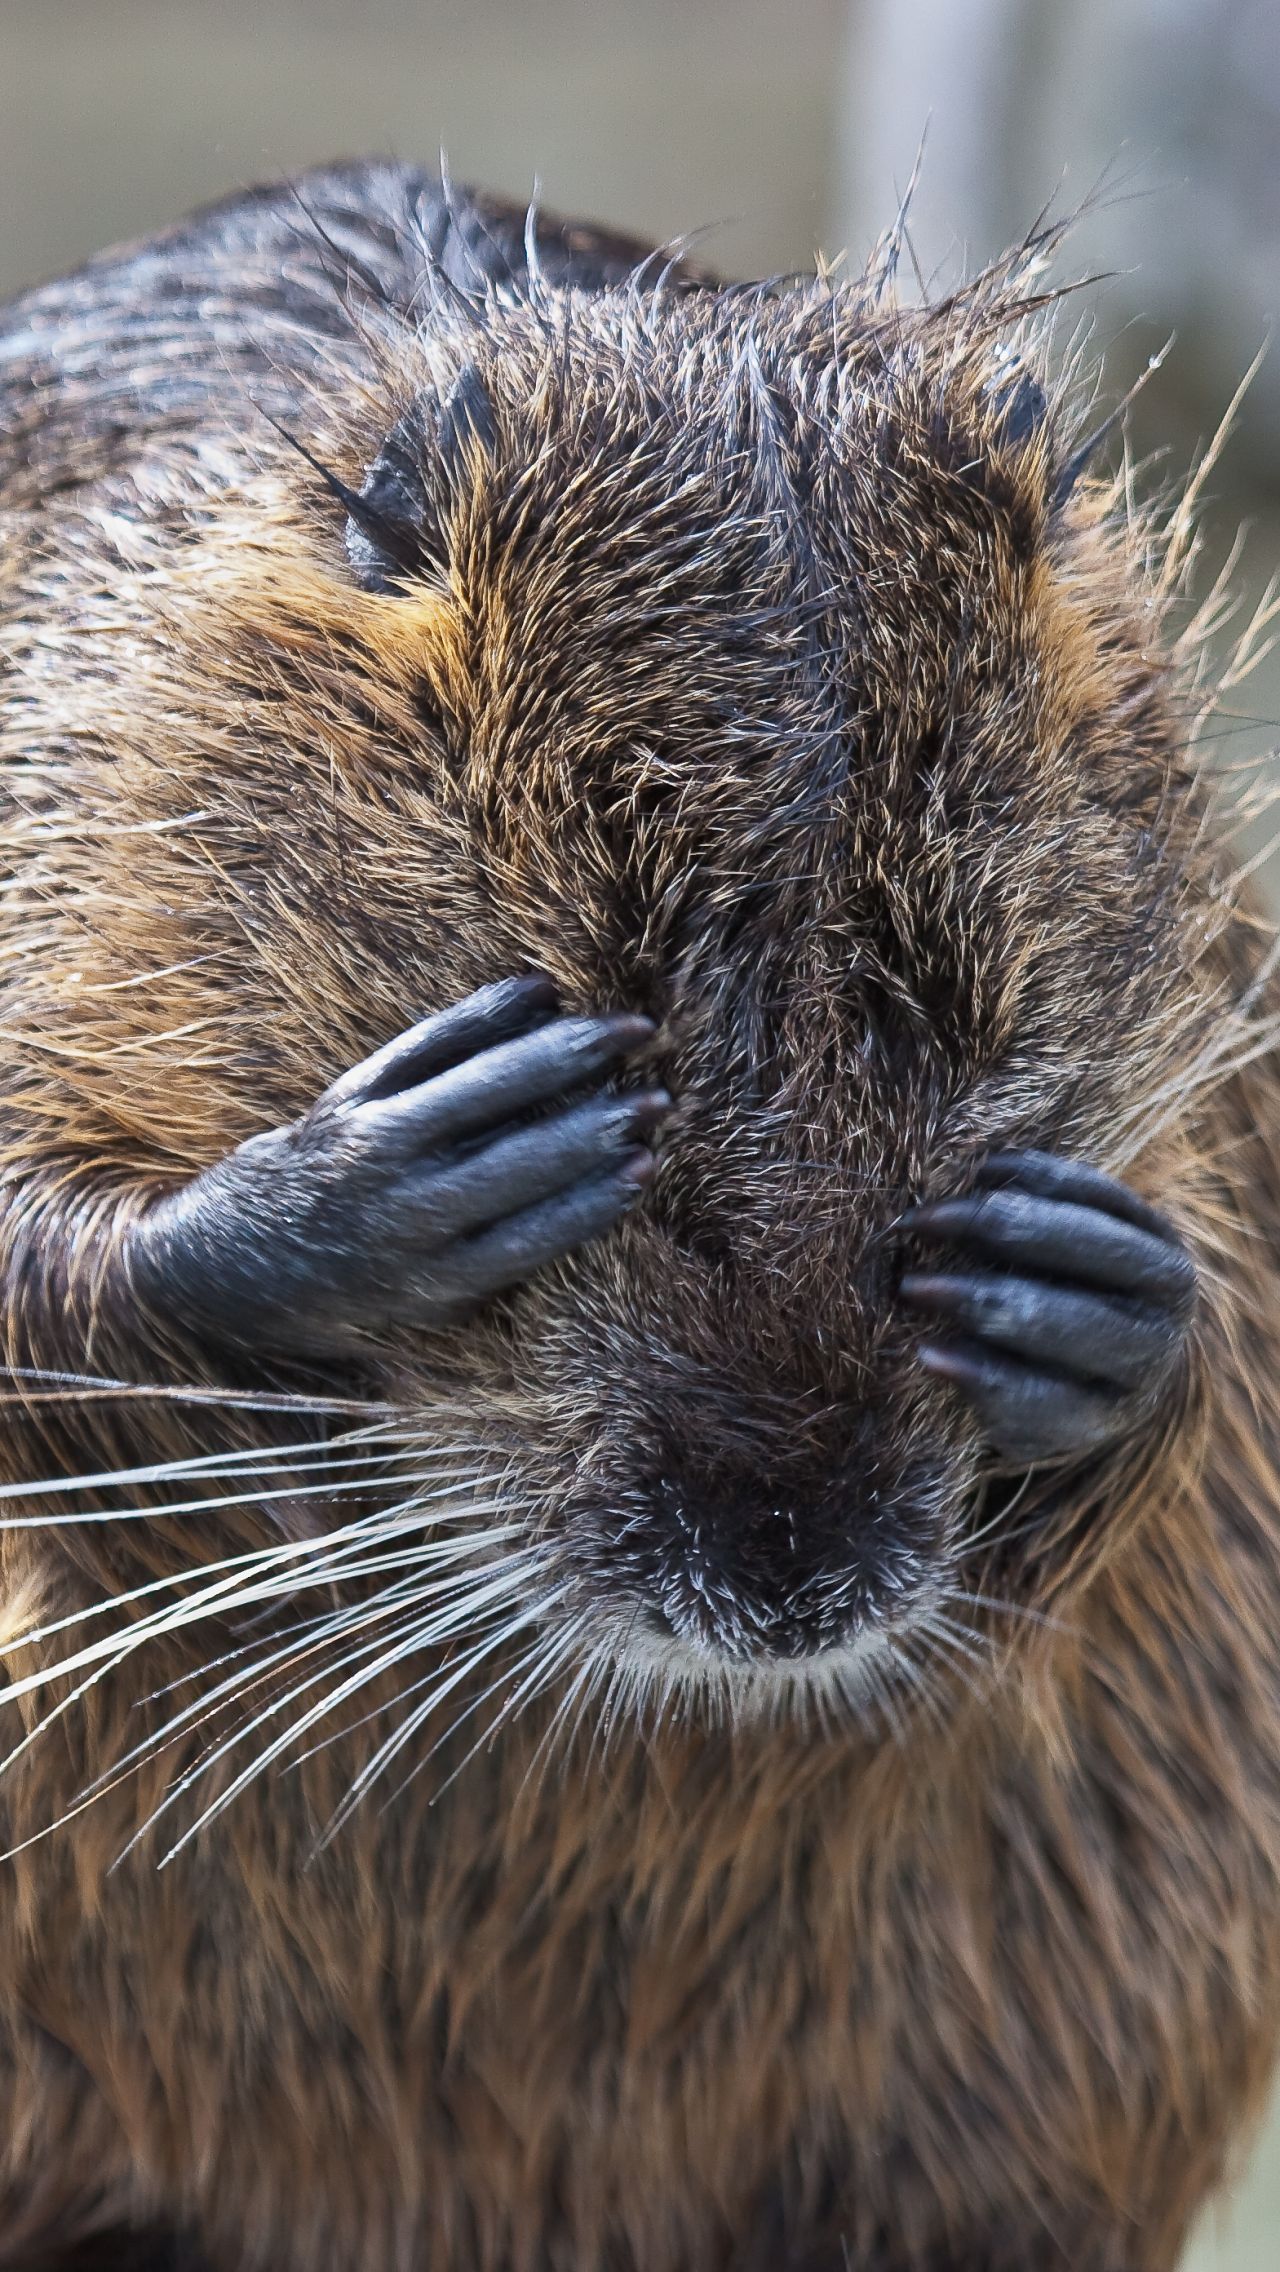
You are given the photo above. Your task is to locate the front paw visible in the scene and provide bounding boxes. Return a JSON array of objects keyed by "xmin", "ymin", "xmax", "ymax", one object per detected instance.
[
  {"xmin": 899, "ymin": 1151, "xmax": 1197, "ymax": 1464},
  {"xmin": 133, "ymin": 975, "xmax": 668, "ymax": 1358}
]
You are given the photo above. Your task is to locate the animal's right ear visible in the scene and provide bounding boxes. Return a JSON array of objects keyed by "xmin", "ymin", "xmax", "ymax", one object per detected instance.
[
  {"xmin": 982, "ymin": 351, "xmax": 1121, "ymax": 507},
  {"xmin": 345, "ymin": 367, "xmax": 497, "ymax": 593},
  {"xmin": 345, "ymin": 410, "xmax": 437, "ymax": 593},
  {"xmin": 436, "ymin": 363, "xmax": 498, "ymax": 481}
]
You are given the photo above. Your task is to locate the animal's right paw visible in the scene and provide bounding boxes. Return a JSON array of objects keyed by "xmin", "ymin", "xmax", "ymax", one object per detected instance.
[{"xmin": 132, "ymin": 976, "xmax": 667, "ymax": 1357}]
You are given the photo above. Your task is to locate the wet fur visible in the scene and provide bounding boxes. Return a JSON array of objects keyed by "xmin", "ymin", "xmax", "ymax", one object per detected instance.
[{"xmin": 1, "ymin": 161, "xmax": 1279, "ymax": 2269}]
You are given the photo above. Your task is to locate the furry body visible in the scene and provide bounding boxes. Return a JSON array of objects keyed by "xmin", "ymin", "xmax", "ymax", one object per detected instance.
[{"xmin": 1, "ymin": 162, "xmax": 1279, "ymax": 2270}]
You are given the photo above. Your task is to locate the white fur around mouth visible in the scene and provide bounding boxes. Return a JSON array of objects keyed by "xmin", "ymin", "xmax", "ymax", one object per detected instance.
[{"xmin": 573, "ymin": 1590, "xmax": 950, "ymax": 1731}]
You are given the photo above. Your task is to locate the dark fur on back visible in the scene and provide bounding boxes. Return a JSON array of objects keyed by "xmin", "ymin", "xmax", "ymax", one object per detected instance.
[{"xmin": 1, "ymin": 161, "xmax": 1279, "ymax": 2271}]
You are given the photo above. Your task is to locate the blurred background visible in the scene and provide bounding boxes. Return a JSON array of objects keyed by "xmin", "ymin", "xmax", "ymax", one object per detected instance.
[{"xmin": 0, "ymin": 2, "xmax": 1276, "ymax": 2261}]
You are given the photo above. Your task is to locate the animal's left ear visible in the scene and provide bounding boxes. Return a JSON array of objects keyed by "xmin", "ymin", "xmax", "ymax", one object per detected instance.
[
  {"xmin": 345, "ymin": 366, "xmax": 498, "ymax": 594},
  {"xmin": 1050, "ymin": 411, "xmax": 1123, "ymax": 506},
  {"xmin": 983, "ymin": 356, "xmax": 1049, "ymax": 453},
  {"xmin": 982, "ymin": 351, "xmax": 1116, "ymax": 507}
]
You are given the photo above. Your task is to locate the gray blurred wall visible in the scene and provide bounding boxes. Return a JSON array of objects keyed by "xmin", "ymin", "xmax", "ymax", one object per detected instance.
[{"xmin": 0, "ymin": 0, "xmax": 844, "ymax": 295}]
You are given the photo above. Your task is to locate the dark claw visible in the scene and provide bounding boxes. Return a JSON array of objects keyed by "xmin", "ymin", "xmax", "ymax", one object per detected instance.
[
  {"xmin": 407, "ymin": 1089, "xmax": 671, "ymax": 1237},
  {"xmin": 969, "ymin": 1149, "xmax": 1177, "ymax": 1242},
  {"xmin": 369, "ymin": 1011, "xmax": 657, "ymax": 1155},
  {"xmin": 901, "ymin": 1190, "xmax": 1196, "ymax": 1309},
  {"xmin": 446, "ymin": 1149, "xmax": 656, "ymax": 1303},
  {"xmin": 901, "ymin": 1150, "xmax": 1197, "ymax": 1465},
  {"xmin": 899, "ymin": 1271, "xmax": 1179, "ymax": 1391},
  {"xmin": 915, "ymin": 1337, "xmax": 1125, "ymax": 1464}
]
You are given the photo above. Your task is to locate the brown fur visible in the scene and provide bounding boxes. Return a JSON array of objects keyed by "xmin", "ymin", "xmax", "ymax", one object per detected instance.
[{"xmin": 1, "ymin": 162, "xmax": 1279, "ymax": 2270}]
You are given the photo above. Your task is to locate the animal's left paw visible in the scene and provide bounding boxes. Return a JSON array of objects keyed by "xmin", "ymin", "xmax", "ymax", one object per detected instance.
[{"xmin": 899, "ymin": 1150, "xmax": 1197, "ymax": 1464}]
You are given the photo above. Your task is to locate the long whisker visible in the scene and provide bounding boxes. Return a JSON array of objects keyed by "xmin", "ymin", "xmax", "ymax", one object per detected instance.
[
  {"xmin": 0, "ymin": 1430, "xmax": 481, "ymax": 1507},
  {"xmin": 0, "ymin": 1542, "xmax": 508, "ymax": 1824},
  {"xmin": 312, "ymin": 1624, "xmax": 562, "ymax": 1844},
  {"xmin": 420, "ymin": 1610, "xmax": 591, "ymax": 1809},
  {"xmin": 103, "ymin": 1602, "xmax": 475, "ymax": 1866},
  {"xmin": 79, "ymin": 1531, "xmax": 539, "ymax": 1794},
  {"xmin": 0, "ymin": 1455, "xmax": 482, "ymax": 1531},
  {"xmin": 0, "ymin": 1364, "xmax": 395, "ymax": 1416},
  {"xmin": 0, "ymin": 1602, "xmax": 438, "ymax": 1865},
  {"xmin": 88, "ymin": 1548, "xmax": 543, "ymax": 1866},
  {"xmin": 913, "ymin": 1614, "xmax": 992, "ymax": 1709},
  {"xmin": 0, "ymin": 1483, "xmax": 518, "ymax": 1679},
  {"xmin": 318, "ymin": 1590, "xmax": 567, "ymax": 1844},
  {"xmin": 918, "ymin": 1608, "xmax": 990, "ymax": 1672},
  {"xmin": 954, "ymin": 1589, "xmax": 1072, "ymax": 1638},
  {"xmin": 0, "ymin": 1491, "xmax": 530, "ymax": 1831},
  {"xmin": 514, "ymin": 1636, "xmax": 609, "ymax": 1801},
  {"xmin": 958, "ymin": 1471, "xmax": 1037, "ymax": 1557},
  {"xmin": 164, "ymin": 1573, "xmax": 554, "ymax": 1865},
  {"xmin": 284, "ymin": 1553, "xmax": 550, "ymax": 1772},
  {"xmin": 881, "ymin": 1636, "xmax": 945, "ymax": 1736},
  {"xmin": 834, "ymin": 1657, "xmax": 889, "ymax": 1744}
]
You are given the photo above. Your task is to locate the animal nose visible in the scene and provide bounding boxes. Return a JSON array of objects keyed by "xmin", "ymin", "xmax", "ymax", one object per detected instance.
[{"xmin": 619, "ymin": 1443, "xmax": 946, "ymax": 1663}]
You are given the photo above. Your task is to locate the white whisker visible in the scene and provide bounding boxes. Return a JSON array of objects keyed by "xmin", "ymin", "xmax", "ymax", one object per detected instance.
[
  {"xmin": 274, "ymin": 1588, "xmax": 565, "ymax": 1853},
  {"xmin": 914, "ymin": 1615, "xmax": 992, "ymax": 1708},
  {"xmin": 958, "ymin": 1471, "xmax": 1037, "ymax": 1557},
  {"xmin": 99, "ymin": 1563, "xmax": 530, "ymax": 1869},
  {"xmin": 283, "ymin": 1552, "xmax": 551, "ymax": 1772},
  {"xmin": 0, "ymin": 1457, "xmax": 482, "ymax": 1530},
  {"xmin": 955, "ymin": 1589, "xmax": 1071, "ymax": 1638},
  {"xmin": 70, "ymin": 1534, "xmax": 541, "ymax": 1799},
  {"xmin": 863, "ymin": 1648, "xmax": 911, "ymax": 1744},
  {"xmin": 346, "ymin": 1622, "xmax": 569, "ymax": 1830},
  {"xmin": 0, "ymin": 1431, "xmax": 482, "ymax": 1509},
  {"xmin": 514, "ymin": 1638, "xmax": 607, "ymax": 1800},
  {"xmin": 0, "ymin": 1504, "xmax": 533, "ymax": 1839},
  {"xmin": 918, "ymin": 1609, "xmax": 990, "ymax": 1673},
  {"xmin": 423, "ymin": 1612, "xmax": 590, "ymax": 1806},
  {"xmin": 0, "ymin": 1488, "xmax": 523, "ymax": 1682},
  {"xmin": 0, "ymin": 1364, "xmax": 395, "ymax": 1417}
]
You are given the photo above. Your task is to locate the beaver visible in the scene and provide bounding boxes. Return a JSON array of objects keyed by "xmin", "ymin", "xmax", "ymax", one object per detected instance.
[{"xmin": 0, "ymin": 156, "xmax": 1278, "ymax": 2272}]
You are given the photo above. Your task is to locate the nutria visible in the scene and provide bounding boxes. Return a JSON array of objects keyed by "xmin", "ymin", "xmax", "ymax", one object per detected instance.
[{"xmin": 1, "ymin": 157, "xmax": 1278, "ymax": 2272}]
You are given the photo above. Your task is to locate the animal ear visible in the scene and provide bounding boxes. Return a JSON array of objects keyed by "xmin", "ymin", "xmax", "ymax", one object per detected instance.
[
  {"xmin": 1052, "ymin": 346, "xmax": 1170, "ymax": 503},
  {"xmin": 981, "ymin": 352, "xmax": 1119, "ymax": 506},
  {"xmin": 345, "ymin": 369, "xmax": 496, "ymax": 593},
  {"xmin": 982, "ymin": 355, "xmax": 1049, "ymax": 452},
  {"xmin": 344, "ymin": 410, "xmax": 436, "ymax": 593},
  {"xmin": 436, "ymin": 363, "xmax": 497, "ymax": 478}
]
